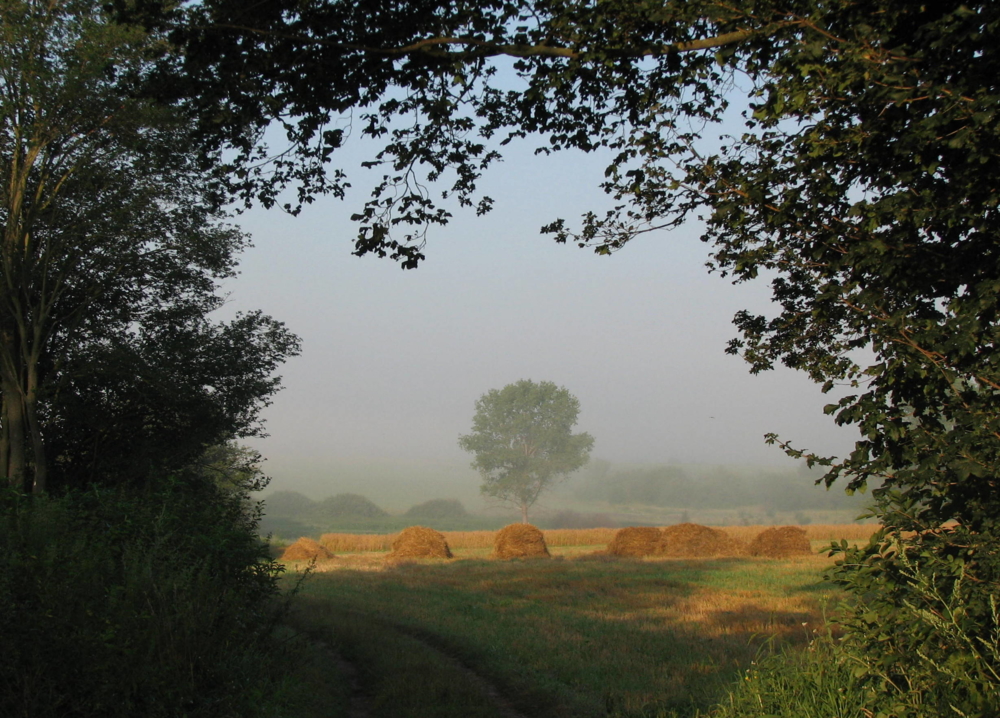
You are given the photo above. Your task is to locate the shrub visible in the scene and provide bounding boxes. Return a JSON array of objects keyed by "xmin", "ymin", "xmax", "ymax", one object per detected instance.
[
  {"xmin": 0, "ymin": 479, "xmax": 290, "ymax": 718},
  {"xmin": 829, "ymin": 526, "xmax": 1000, "ymax": 718},
  {"xmin": 310, "ymin": 493, "xmax": 388, "ymax": 520},
  {"xmin": 263, "ymin": 489, "xmax": 316, "ymax": 516}
]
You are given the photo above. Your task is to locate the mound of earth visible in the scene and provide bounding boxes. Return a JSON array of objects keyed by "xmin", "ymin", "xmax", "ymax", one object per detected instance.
[
  {"xmin": 657, "ymin": 523, "xmax": 744, "ymax": 558},
  {"xmin": 607, "ymin": 526, "xmax": 664, "ymax": 557},
  {"xmin": 749, "ymin": 526, "xmax": 813, "ymax": 558},
  {"xmin": 404, "ymin": 498, "xmax": 469, "ymax": 519},
  {"xmin": 281, "ymin": 537, "xmax": 333, "ymax": 561},
  {"xmin": 491, "ymin": 523, "xmax": 550, "ymax": 559},
  {"xmin": 388, "ymin": 526, "xmax": 453, "ymax": 559}
]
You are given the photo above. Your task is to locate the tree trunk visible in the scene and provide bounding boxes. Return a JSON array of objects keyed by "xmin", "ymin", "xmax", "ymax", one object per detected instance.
[
  {"xmin": 25, "ymin": 362, "xmax": 46, "ymax": 494},
  {"xmin": 1, "ymin": 369, "xmax": 27, "ymax": 492},
  {"xmin": 520, "ymin": 502, "xmax": 529, "ymax": 524}
]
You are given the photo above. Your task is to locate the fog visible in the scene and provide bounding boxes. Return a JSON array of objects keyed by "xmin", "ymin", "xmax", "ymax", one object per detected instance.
[{"xmin": 218, "ymin": 141, "xmax": 861, "ymax": 505}]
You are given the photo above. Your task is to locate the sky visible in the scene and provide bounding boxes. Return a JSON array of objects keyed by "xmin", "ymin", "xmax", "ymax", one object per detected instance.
[{"xmin": 217, "ymin": 133, "xmax": 862, "ymax": 493}]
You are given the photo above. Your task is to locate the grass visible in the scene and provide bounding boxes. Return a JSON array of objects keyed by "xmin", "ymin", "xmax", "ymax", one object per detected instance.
[{"xmin": 285, "ymin": 540, "xmax": 849, "ymax": 717}]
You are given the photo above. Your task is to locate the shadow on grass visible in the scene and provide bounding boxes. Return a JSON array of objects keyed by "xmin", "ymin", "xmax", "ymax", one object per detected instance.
[{"xmin": 290, "ymin": 554, "xmax": 837, "ymax": 718}]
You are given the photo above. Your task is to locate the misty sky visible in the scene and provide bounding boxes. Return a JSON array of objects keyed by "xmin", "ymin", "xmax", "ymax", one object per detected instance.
[{"xmin": 217, "ymin": 136, "xmax": 861, "ymax": 489}]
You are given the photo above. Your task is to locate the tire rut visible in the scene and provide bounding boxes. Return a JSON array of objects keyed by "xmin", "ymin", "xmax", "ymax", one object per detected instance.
[{"xmin": 302, "ymin": 621, "xmax": 532, "ymax": 718}]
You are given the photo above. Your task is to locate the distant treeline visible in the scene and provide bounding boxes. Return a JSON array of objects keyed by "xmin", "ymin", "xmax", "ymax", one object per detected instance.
[
  {"xmin": 571, "ymin": 460, "xmax": 869, "ymax": 512},
  {"xmin": 258, "ymin": 492, "xmax": 510, "ymax": 537}
]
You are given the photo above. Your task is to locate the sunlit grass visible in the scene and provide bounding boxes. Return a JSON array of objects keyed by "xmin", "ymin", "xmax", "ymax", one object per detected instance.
[{"xmin": 288, "ymin": 550, "xmax": 843, "ymax": 717}]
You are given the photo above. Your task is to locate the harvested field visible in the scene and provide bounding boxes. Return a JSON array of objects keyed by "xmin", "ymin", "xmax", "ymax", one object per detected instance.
[
  {"xmin": 749, "ymin": 526, "xmax": 813, "ymax": 558},
  {"xmin": 308, "ymin": 524, "xmax": 876, "ymax": 554},
  {"xmin": 492, "ymin": 523, "xmax": 550, "ymax": 559},
  {"xmin": 388, "ymin": 526, "xmax": 453, "ymax": 560},
  {"xmin": 320, "ymin": 532, "xmax": 393, "ymax": 553},
  {"xmin": 281, "ymin": 537, "xmax": 334, "ymax": 561},
  {"xmin": 290, "ymin": 545, "xmax": 843, "ymax": 716},
  {"xmin": 721, "ymin": 523, "xmax": 878, "ymax": 544},
  {"xmin": 657, "ymin": 523, "xmax": 746, "ymax": 558},
  {"xmin": 607, "ymin": 526, "xmax": 663, "ymax": 557}
]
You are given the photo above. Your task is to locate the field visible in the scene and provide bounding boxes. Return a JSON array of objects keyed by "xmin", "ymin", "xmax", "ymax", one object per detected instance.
[{"xmin": 280, "ymin": 524, "xmax": 876, "ymax": 718}]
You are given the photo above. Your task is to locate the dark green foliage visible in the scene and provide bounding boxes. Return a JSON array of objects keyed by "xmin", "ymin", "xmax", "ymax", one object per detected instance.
[
  {"xmin": 830, "ymin": 527, "xmax": 1000, "ymax": 718},
  {"xmin": 405, "ymin": 498, "xmax": 469, "ymax": 519},
  {"xmin": 42, "ymin": 310, "xmax": 299, "ymax": 492},
  {"xmin": 311, "ymin": 492, "xmax": 389, "ymax": 521},
  {"xmin": 0, "ymin": 479, "xmax": 290, "ymax": 718},
  {"xmin": 0, "ymin": 0, "xmax": 299, "ymax": 493}
]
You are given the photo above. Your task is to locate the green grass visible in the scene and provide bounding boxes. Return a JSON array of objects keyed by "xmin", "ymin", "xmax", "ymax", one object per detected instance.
[{"xmin": 286, "ymin": 552, "xmax": 842, "ymax": 717}]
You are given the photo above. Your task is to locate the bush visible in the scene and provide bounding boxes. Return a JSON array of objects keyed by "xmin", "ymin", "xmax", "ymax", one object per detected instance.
[
  {"xmin": 263, "ymin": 489, "xmax": 316, "ymax": 517},
  {"xmin": 829, "ymin": 526, "xmax": 1000, "ymax": 718},
  {"xmin": 404, "ymin": 498, "xmax": 469, "ymax": 519},
  {"xmin": 310, "ymin": 493, "xmax": 388, "ymax": 521},
  {"xmin": 0, "ymin": 478, "xmax": 291, "ymax": 718}
]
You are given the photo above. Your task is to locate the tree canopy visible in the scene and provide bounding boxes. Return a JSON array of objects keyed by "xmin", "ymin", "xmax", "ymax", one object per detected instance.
[
  {"xmin": 0, "ymin": 0, "xmax": 299, "ymax": 493},
  {"xmin": 147, "ymin": 0, "xmax": 1000, "ymax": 534},
  {"xmin": 459, "ymin": 379, "xmax": 593, "ymax": 523}
]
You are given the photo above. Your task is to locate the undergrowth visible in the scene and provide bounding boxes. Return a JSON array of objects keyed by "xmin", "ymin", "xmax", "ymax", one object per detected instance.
[{"xmin": 0, "ymin": 480, "xmax": 304, "ymax": 718}]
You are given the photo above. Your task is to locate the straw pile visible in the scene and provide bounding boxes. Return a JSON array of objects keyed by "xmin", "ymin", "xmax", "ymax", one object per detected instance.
[
  {"xmin": 491, "ymin": 523, "xmax": 550, "ymax": 559},
  {"xmin": 388, "ymin": 526, "xmax": 453, "ymax": 559},
  {"xmin": 607, "ymin": 526, "xmax": 664, "ymax": 557},
  {"xmin": 281, "ymin": 537, "xmax": 334, "ymax": 561},
  {"xmin": 657, "ymin": 523, "xmax": 745, "ymax": 558},
  {"xmin": 749, "ymin": 526, "xmax": 813, "ymax": 558}
]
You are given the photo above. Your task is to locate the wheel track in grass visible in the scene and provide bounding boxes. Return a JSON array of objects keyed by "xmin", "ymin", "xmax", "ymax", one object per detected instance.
[{"xmin": 295, "ymin": 614, "xmax": 533, "ymax": 718}]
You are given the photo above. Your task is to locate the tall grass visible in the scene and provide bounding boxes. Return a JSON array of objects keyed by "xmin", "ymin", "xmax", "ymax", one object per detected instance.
[
  {"xmin": 0, "ymin": 482, "xmax": 298, "ymax": 718},
  {"xmin": 708, "ymin": 632, "xmax": 866, "ymax": 718}
]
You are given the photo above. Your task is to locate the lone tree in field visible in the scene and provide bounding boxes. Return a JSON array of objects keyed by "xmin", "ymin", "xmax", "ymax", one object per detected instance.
[{"xmin": 459, "ymin": 380, "xmax": 593, "ymax": 523}]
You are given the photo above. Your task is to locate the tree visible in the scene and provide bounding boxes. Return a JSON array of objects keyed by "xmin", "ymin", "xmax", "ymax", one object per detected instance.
[
  {"xmin": 459, "ymin": 380, "xmax": 593, "ymax": 523},
  {"xmin": 0, "ymin": 0, "xmax": 299, "ymax": 493},
  {"xmin": 159, "ymin": 5, "xmax": 1000, "ymax": 708},
  {"xmin": 159, "ymin": 0, "xmax": 1000, "ymax": 526}
]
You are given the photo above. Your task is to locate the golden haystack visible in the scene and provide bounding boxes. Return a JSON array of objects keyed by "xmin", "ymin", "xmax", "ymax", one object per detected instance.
[
  {"xmin": 607, "ymin": 526, "xmax": 664, "ymax": 557},
  {"xmin": 491, "ymin": 523, "xmax": 550, "ymax": 559},
  {"xmin": 656, "ymin": 523, "xmax": 744, "ymax": 558},
  {"xmin": 281, "ymin": 537, "xmax": 334, "ymax": 561},
  {"xmin": 388, "ymin": 526, "xmax": 453, "ymax": 559},
  {"xmin": 749, "ymin": 526, "xmax": 813, "ymax": 558}
]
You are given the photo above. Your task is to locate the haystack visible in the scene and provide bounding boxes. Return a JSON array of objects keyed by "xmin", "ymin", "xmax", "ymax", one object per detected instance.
[
  {"xmin": 607, "ymin": 526, "xmax": 664, "ymax": 557},
  {"xmin": 656, "ymin": 523, "xmax": 744, "ymax": 558},
  {"xmin": 388, "ymin": 526, "xmax": 453, "ymax": 559},
  {"xmin": 749, "ymin": 526, "xmax": 813, "ymax": 558},
  {"xmin": 491, "ymin": 523, "xmax": 550, "ymax": 559},
  {"xmin": 281, "ymin": 537, "xmax": 334, "ymax": 561}
]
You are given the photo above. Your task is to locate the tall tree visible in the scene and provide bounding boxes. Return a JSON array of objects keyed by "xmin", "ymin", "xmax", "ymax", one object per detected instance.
[
  {"xmin": 459, "ymin": 379, "xmax": 593, "ymax": 523},
  {"xmin": 0, "ymin": 0, "xmax": 298, "ymax": 493}
]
